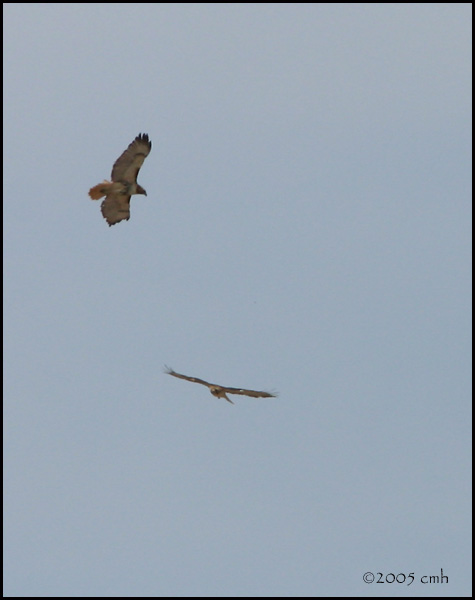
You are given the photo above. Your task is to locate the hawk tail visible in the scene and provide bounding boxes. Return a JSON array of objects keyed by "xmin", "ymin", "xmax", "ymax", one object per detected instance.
[{"xmin": 89, "ymin": 181, "xmax": 112, "ymax": 200}]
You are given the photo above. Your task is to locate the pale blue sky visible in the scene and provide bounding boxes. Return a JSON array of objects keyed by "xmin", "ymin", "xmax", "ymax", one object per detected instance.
[{"xmin": 4, "ymin": 3, "xmax": 472, "ymax": 597}]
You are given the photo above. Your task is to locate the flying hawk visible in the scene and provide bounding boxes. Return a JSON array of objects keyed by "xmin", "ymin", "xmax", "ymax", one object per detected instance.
[
  {"xmin": 89, "ymin": 133, "xmax": 152, "ymax": 226},
  {"xmin": 164, "ymin": 366, "xmax": 277, "ymax": 404}
]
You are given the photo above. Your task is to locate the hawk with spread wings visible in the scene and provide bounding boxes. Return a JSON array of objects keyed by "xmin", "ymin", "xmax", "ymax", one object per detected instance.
[
  {"xmin": 164, "ymin": 366, "xmax": 277, "ymax": 404},
  {"xmin": 89, "ymin": 133, "xmax": 152, "ymax": 226}
]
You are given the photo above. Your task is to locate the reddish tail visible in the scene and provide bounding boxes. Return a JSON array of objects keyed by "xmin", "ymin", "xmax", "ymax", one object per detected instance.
[{"xmin": 89, "ymin": 181, "xmax": 111, "ymax": 200}]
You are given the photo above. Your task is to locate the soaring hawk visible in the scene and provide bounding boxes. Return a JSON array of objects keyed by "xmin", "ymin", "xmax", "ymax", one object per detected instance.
[
  {"xmin": 164, "ymin": 366, "xmax": 277, "ymax": 404},
  {"xmin": 89, "ymin": 133, "xmax": 152, "ymax": 226}
]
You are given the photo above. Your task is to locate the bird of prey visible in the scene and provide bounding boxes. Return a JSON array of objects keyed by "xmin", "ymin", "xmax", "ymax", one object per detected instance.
[
  {"xmin": 89, "ymin": 133, "xmax": 152, "ymax": 226},
  {"xmin": 164, "ymin": 366, "xmax": 277, "ymax": 405}
]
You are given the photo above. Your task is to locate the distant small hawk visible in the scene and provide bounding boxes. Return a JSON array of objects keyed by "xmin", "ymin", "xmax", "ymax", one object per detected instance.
[
  {"xmin": 89, "ymin": 133, "xmax": 152, "ymax": 226},
  {"xmin": 164, "ymin": 366, "xmax": 277, "ymax": 405}
]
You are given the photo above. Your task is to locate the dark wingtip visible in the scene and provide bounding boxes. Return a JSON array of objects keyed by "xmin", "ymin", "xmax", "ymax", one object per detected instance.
[
  {"xmin": 136, "ymin": 132, "xmax": 151, "ymax": 148},
  {"xmin": 264, "ymin": 390, "xmax": 278, "ymax": 398}
]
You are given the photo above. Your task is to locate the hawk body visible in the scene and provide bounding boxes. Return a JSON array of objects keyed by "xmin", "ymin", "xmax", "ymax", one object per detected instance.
[{"xmin": 89, "ymin": 133, "xmax": 152, "ymax": 226}]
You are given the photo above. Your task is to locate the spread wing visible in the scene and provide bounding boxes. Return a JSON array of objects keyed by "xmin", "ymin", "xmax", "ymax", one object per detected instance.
[
  {"xmin": 164, "ymin": 366, "xmax": 277, "ymax": 397},
  {"xmin": 101, "ymin": 194, "xmax": 131, "ymax": 226},
  {"xmin": 221, "ymin": 386, "xmax": 277, "ymax": 398},
  {"xmin": 164, "ymin": 366, "xmax": 212, "ymax": 388},
  {"xmin": 111, "ymin": 133, "xmax": 151, "ymax": 183}
]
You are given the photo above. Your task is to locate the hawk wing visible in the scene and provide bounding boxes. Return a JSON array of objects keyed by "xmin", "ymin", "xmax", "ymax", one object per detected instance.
[
  {"xmin": 220, "ymin": 386, "xmax": 277, "ymax": 398},
  {"xmin": 164, "ymin": 366, "xmax": 213, "ymax": 388},
  {"xmin": 101, "ymin": 194, "xmax": 131, "ymax": 226},
  {"xmin": 111, "ymin": 133, "xmax": 152, "ymax": 183}
]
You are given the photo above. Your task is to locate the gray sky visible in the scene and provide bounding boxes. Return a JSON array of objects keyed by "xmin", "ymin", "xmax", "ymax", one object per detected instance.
[{"xmin": 3, "ymin": 3, "xmax": 471, "ymax": 597}]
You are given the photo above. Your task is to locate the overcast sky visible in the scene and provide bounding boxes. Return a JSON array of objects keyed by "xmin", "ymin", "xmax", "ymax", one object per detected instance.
[{"xmin": 3, "ymin": 3, "xmax": 472, "ymax": 597}]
